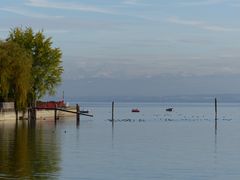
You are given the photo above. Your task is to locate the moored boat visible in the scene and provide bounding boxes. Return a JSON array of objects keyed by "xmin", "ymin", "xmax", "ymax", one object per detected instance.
[
  {"xmin": 166, "ymin": 108, "xmax": 173, "ymax": 112},
  {"xmin": 132, "ymin": 108, "xmax": 140, "ymax": 113}
]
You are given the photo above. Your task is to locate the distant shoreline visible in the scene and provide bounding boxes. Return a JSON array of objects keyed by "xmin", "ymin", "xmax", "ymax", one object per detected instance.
[{"xmin": 44, "ymin": 93, "xmax": 240, "ymax": 103}]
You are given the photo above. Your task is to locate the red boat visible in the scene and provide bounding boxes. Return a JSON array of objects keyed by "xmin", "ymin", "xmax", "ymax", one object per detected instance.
[{"xmin": 132, "ymin": 108, "xmax": 140, "ymax": 113}]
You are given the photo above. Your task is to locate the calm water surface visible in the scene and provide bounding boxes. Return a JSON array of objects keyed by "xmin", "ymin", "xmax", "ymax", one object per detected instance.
[{"xmin": 1, "ymin": 103, "xmax": 240, "ymax": 179}]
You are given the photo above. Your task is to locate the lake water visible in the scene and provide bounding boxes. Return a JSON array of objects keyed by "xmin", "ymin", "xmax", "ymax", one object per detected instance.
[{"xmin": 1, "ymin": 102, "xmax": 240, "ymax": 179}]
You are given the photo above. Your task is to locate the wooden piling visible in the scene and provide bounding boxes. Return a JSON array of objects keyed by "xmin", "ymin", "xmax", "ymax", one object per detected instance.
[
  {"xmin": 76, "ymin": 104, "xmax": 80, "ymax": 126},
  {"xmin": 54, "ymin": 105, "xmax": 57, "ymax": 123},
  {"xmin": 112, "ymin": 101, "xmax": 114, "ymax": 126},
  {"xmin": 28, "ymin": 108, "xmax": 30, "ymax": 121},
  {"xmin": 215, "ymin": 98, "xmax": 217, "ymax": 130}
]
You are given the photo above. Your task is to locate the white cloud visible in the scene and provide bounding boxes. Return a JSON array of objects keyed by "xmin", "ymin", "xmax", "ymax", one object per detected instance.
[
  {"xmin": 229, "ymin": 2, "xmax": 240, "ymax": 7},
  {"xmin": 62, "ymin": 53, "xmax": 239, "ymax": 79},
  {"xmin": 179, "ymin": 0, "xmax": 226, "ymax": 6},
  {"xmin": 25, "ymin": 0, "xmax": 113, "ymax": 14},
  {"xmin": 123, "ymin": 0, "xmax": 139, "ymax": 5},
  {"xmin": 0, "ymin": 7, "xmax": 63, "ymax": 18},
  {"xmin": 166, "ymin": 16, "xmax": 240, "ymax": 32}
]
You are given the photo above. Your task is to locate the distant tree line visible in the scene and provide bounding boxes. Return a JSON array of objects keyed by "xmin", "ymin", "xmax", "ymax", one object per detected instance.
[{"xmin": 0, "ymin": 27, "xmax": 63, "ymax": 119}]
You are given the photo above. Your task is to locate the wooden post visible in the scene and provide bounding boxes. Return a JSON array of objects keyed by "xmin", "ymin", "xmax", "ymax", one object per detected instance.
[
  {"xmin": 28, "ymin": 108, "xmax": 30, "ymax": 121},
  {"xmin": 32, "ymin": 101, "xmax": 37, "ymax": 121},
  {"xmin": 112, "ymin": 101, "xmax": 114, "ymax": 127},
  {"xmin": 215, "ymin": 98, "xmax": 217, "ymax": 130},
  {"xmin": 76, "ymin": 104, "xmax": 80, "ymax": 126},
  {"xmin": 30, "ymin": 101, "xmax": 37, "ymax": 122},
  {"xmin": 54, "ymin": 105, "xmax": 57, "ymax": 124}
]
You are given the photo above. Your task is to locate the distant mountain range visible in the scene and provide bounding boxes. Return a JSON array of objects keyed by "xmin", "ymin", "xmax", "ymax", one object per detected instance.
[
  {"xmin": 47, "ymin": 76, "xmax": 240, "ymax": 103},
  {"xmin": 53, "ymin": 94, "xmax": 240, "ymax": 103}
]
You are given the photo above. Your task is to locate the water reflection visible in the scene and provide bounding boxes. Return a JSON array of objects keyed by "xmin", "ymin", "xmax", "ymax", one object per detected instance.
[
  {"xmin": 111, "ymin": 122, "xmax": 114, "ymax": 149},
  {"xmin": 0, "ymin": 120, "xmax": 61, "ymax": 179},
  {"xmin": 214, "ymin": 121, "xmax": 218, "ymax": 170},
  {"xmin": 214, "ymin": 125, "xmax": 217, "ymax": 152},
  {"xmin": 214, "ymin": 117, "xmax": 217, "ymax": 154}
]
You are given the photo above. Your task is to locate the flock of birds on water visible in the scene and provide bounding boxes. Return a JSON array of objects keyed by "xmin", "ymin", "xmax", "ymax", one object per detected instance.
[{"xmin": 107, "ymin": 107, "xmax": 232, "ymax": 123}]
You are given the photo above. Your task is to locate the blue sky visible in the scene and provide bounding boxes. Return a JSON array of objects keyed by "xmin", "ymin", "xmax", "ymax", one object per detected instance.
[{"xmin": 1, "ymin": 0, "xmax": 240, "ymax": 98}]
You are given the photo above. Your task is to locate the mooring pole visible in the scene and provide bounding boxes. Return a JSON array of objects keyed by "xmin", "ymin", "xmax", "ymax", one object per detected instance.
[
  {"xmin": 33, "ymin": 101, "xmax": 37, "ymax": 121},
  {"xmin": 112, "ymin": 101, "xmax": 114, "ymax": 127},
  {"xmin": 76, "ymin": 104, "xmax": 80, "ymax": 126},
  {"xmin": 215, "ymin": 98, "xmax": 217, "ymax": 130},
  {"xmin": 54, "ymin": 104, "xmax": 57, "ymax": 124},
  {"xmin": 28, "ymin": 108, "xmax": 30, "ymax": 121}
]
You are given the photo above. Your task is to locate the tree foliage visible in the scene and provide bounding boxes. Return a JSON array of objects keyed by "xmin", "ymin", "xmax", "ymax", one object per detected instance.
[
  {"xmin": 7, "ymin": 27, "xmax": 63, "ymax": 103},
  {"xmin": 0, "ymin": 41, "xmax": 32, "ymax": 111},
  {"xmin": 0, "ymin": 27, "xmax": 63, "ymax": 118}
]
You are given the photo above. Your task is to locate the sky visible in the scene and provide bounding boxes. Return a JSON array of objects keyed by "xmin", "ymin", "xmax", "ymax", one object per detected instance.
[{"xmin": 1, "ymin": 0, "xmax": 240, "ymax": 99}]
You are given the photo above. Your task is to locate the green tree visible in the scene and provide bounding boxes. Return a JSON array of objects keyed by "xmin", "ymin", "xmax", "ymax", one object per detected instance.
[
  {"xmin": 0, "ymin": 41, "xmax": 11, "ymax": 99},
  {"xmin": 0, "ymin": 41, "xmax": 32, "ymax": 118},
  {"xmin": 7, "ymin": 27, "xmax": 63, "ymax": 118}
]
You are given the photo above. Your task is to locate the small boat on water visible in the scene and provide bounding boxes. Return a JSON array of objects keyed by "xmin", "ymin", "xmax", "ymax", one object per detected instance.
[
  {"xmin": 132, "ymin": 108, "xmax": 140, "ymax": 113},
  {"xmin": 166, "ymin": 108, "xmax": 173, "ymax": 112}
]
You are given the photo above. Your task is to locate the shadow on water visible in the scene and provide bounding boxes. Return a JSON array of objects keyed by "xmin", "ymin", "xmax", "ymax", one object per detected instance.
[{"xmin": 0, "ymin": 120, "xmax": 61, "ymax": 179}]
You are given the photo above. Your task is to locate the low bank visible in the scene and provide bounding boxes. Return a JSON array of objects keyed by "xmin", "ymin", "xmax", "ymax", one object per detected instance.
[{"xmin": 0, "ymin": 108, "xmax": 76, "ymax": 121}]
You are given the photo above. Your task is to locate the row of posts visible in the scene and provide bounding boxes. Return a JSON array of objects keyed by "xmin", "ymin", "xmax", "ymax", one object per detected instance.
[
  {"xmin": 28, "ymin": 100, "xmax": 218, "ymax": 128},
  {"xmin": 27, "ymin": 103, "xmax": 95, "ymax": 127}
]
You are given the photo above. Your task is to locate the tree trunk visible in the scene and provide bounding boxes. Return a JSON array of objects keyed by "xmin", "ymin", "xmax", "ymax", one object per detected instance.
[
  {"xmin": 30, "ymin": 98, "xmax": 36, "ymax": 121},
  {"xmin": 14, "ymin": 101, "xmax": 18, "ymax": 121}
]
